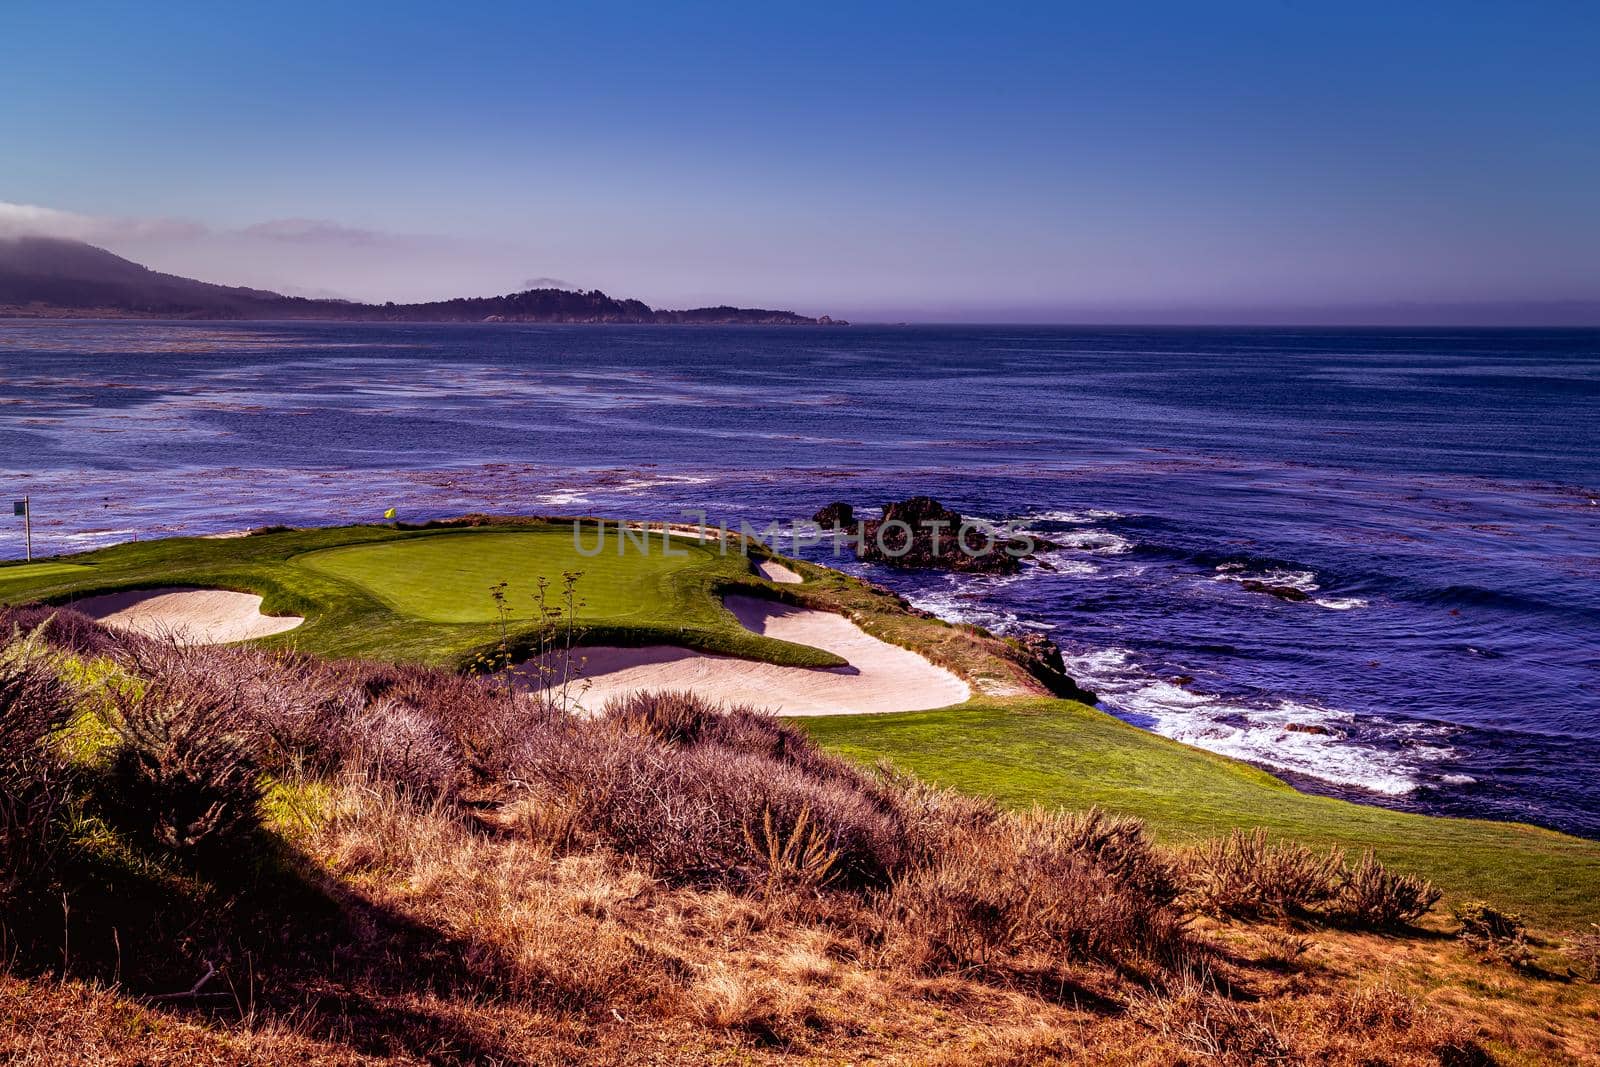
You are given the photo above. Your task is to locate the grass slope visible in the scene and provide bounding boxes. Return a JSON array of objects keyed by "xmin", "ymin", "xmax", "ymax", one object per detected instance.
[
  {"xmin": 0, "ymin": 520, "xmax": 841, "ymax": 670},
  {"xmin": 799, "ymin": 699, "xmax": 1600, "ymax": 929}
]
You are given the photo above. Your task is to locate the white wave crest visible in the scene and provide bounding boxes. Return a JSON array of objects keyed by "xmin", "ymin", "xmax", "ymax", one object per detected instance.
[
  {"xmin": 1021, "ymin": 508, "xmax": 1126, "ymax": 524},
  {"xmin": 1061, "ymin": 647, "xmax": 1453, "ymax": 797},
  {"xmin": 1313, "ymin": 596, "xmax": 1369, "ymax": 611}
]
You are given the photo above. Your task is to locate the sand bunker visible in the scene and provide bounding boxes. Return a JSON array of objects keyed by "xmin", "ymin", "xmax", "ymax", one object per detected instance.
[
  {"xmin": 522, "ymin": 594, "xmax": 969, "ymax": 716},
  {"xmin": 72, "ymin": 587, "xmax": 303, "ymax": 645},
  {"xmin": 755, "ymin": 559, "xmax": 803, "ymax": 584}
]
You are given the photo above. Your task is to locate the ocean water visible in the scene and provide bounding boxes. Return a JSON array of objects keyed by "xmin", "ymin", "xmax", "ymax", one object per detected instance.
[{"xmin": 2, "ymin": 320, "xmax": 1598, "ymax": 835}]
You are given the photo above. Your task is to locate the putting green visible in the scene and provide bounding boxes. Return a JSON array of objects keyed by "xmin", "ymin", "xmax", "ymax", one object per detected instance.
[
  {"xmin": 0, "ymin": 521, "xmax": 838, "ymax": 669},
  {"xmin": 296, "ymin": 528, "xmax": 729, "ymax": 624},
  {"xmin": 0, "ymin": 562, "xmax": 92, "ymax": 595}
]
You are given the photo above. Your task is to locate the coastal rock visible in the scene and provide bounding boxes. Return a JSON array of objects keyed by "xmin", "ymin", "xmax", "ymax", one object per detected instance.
[
  {"xmin": 1240, "ymin": 579, "xmax": 1312, "ymax": 603},
  {"xmin": 1019, "ymin": 632, "xmax": 1066, "ymax": 674},
  {"xmin": 1010, "ymin": 632, "xmax": 1098, "ymax": 704},
  {"xmin": 813, "ymin": 501, "xmax": 856, "ymax": 529},
  {"xmin": 1285, "ymin": 722, "xmax": 1333, "ymax": 736},
  {"xmin": 855, "ymin": 496, "xmax": 1026, "ymax": 574}
]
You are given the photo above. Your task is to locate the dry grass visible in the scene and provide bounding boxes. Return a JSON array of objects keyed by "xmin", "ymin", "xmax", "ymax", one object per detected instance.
[{"xmin": 2, "ymin": 612, "xmax": 1596, "ymax": 1065}]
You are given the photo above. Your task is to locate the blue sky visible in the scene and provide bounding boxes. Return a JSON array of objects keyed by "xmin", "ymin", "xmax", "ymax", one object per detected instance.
[{"xmin": 2, "ymin": 1, "xmax": 1597, "ymax": 320}]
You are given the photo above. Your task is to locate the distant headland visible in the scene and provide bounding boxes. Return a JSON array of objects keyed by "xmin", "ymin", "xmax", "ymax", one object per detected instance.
[{"xmin": 0, "ymin": 235, "xmax": 846, "ymax": 325}]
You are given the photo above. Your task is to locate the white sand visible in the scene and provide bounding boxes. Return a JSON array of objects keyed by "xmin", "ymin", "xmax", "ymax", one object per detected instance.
[
  {"xmin": 755, "ymin": 559, "xmax": 803, "ymax": 584},
  {"xmin": 72, "ymin": 587, "xmax": 303, "ymax": 646},
  {"xmin": 520, "ymin": 594, "xmax": 969, "ymax": 716}
]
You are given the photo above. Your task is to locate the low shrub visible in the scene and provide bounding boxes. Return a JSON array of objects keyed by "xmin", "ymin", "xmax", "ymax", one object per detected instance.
[
  {"xmin": 509, "ymin": 699, "xmax": 905, "ymax": 891},
  {"xmin": 1567, "ymin": 924, "xmax": 1600, "ymax": 982},
  {"xmin": 1334, "ymin": 849, "xmax": 1442, "ymax": 929},
  {"xmin": 885, "ymin": 807, "xmax": 1189, "ymax": 977},
  {"xmin": 1453, "ymin": 900, "xmax": 1531, "ymax": 968},
  {"xmin": 0, "ymin": 631, "xmax": 79, "ymax": 899},
  {"xmin": 1327, "ymin": 982, "xmax": 1417, "ymax": 1032},
  {"xmin": 609, "ymin": 691, "xmax": 874, "ymax": 791},
  {"xmin": 1046, "ymin": 805, "xmax": 1182, "ymax": 905},
  {"xmin": 874, "ymin": 766, "xmax": 999, "ymax": 863},
  {"xmin": 101, "ymin": 648, "xmax": 266, "ymax": 855},
  {"xmin": 1184, "ymin": 827, "xmax": 1343, "ymax": 918},
  {"xmin": 607, "ymin": 689, "xmax": 717, "ymax": 745},
  {"xmin": 1184, "ymin": 832, "xmax": 1440, "ymax": 930}
]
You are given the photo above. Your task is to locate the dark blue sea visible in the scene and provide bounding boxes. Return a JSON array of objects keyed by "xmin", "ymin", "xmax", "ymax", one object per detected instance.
[{"xmin": 3, "ymin": 320, "xmax": 1598, "ymax": 836}]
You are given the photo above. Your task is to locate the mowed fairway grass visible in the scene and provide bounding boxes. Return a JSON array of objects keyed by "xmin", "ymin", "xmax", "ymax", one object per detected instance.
[{"xmin": 0, "ymin": 521, "xmax": 840, "ymax": 668}]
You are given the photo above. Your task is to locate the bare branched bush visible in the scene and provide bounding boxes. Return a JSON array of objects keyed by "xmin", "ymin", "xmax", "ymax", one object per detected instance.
[
  {"xmin": 1184, "ymin": 828, "xmax": 1345, "ymax": 919},
  {"xmin": 609, "ymin": 693, "xmax": 874, "ymax": 790},
  {"xmin": 518, "ymin": 723, "xmax": 902, "ymax": 889},
  {"xmin": 1452, "ymin": 899, "xmax": 1531, "ymax": 968},
  {"xmin": 509, "ymin": 691, "xmax": 905, "ymax": 890},
  {"xmin": 1567, "ymin": 924, "xmax": 1600, "ymax": 983},
  {"xmin": 352, "ymin": 660, "xmax": 534, "ymax": 783},
  {"xmin": 181, "ymin": 647, "xmax": 364, "ymax": 775},
  {"xmin": 1334, "ymin": 849, "xmax": 1442, "ymax": 929},
  {"xmin": 743, "ymin": 804, "xmax": 841, "ymax": 896},
  {"xmin": 348, "ymin": 698, "xmax": 464, "ymax": 795},
  {"xmin": 0, "ymin": 631, "xmax": 79, "ymax": 899},
  {"xmin": 102, "ymin": 645, "xmax": 266, "ymax": 854}
]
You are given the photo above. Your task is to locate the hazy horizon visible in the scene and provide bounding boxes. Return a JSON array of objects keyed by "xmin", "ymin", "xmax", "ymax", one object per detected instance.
[{"xmin": 3, "ymin": 2, "xmax": 1598, "ymax": 324}]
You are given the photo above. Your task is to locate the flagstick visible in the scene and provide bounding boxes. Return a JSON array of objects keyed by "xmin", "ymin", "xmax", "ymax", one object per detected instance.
[{"xmin": 23, "ymin": 495, "xmax": 32, "ymax": 562}]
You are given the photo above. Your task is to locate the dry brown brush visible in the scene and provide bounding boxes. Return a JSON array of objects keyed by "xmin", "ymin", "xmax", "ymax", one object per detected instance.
[
  {"xmin": 0, "ymin": 611, "xmax": 1532, "ymax": 1065},
  {"xmin": 1184, "ymin": 828, "xmax": 1441, "ymax": 930},
  {"xmin": 0, "ymin": 630, "xmax": 79, "ymax": 902}
]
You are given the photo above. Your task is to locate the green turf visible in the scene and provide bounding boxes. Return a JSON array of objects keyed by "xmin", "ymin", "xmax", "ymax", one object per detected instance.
[
  {"xmin": 299, "ymin": 528, "xmax": 725, "ymax": 624},
  {"xmin": 797, "ymin": 698, "xmax": 1600, "ymax": 929},
  {"xmin": 0, "ymin": 562, "xmax": 92, "ymax": 595},
  {"xmin": 0, "ymin": 520, "xmax": 840, "ymax": 669}
]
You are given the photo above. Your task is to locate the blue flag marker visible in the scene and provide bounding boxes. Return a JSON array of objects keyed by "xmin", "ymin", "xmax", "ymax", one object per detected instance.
[{"xmin": 13, "ymin": 497, "xmax": 31, "ymax": 560}]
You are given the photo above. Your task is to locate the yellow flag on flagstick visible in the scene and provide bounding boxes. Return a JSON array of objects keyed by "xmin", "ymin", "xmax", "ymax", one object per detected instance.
[{"xmin": 384, "ymin": 507, "xmax": 397, "ymax": 520}]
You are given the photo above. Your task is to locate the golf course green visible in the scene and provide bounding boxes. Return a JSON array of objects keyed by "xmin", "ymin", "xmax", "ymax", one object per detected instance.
[
  {"xmin": 300, "ymin": 527, "xmax": 732, "ymax": 624},
  {"xmin": 3, "ymin": 517, "xmax": 1599, "ymax": 929},
  {"xmin": 0, "ymin": 520, "xmax": 841, "ymax": 668}
]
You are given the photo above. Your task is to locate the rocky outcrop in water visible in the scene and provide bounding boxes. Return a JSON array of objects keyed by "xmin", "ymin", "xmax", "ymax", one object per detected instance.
[
  {"xmin": 1240, "ymin": 579, "xmax": 1312, "ymax": 603},
  {"xmin": 835, "ymin": 496, "xmax": 1030, "ymax": 574},
  {"xmin": 812, "ymin": 502, "xmax": 856, "ymax": 529}
]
